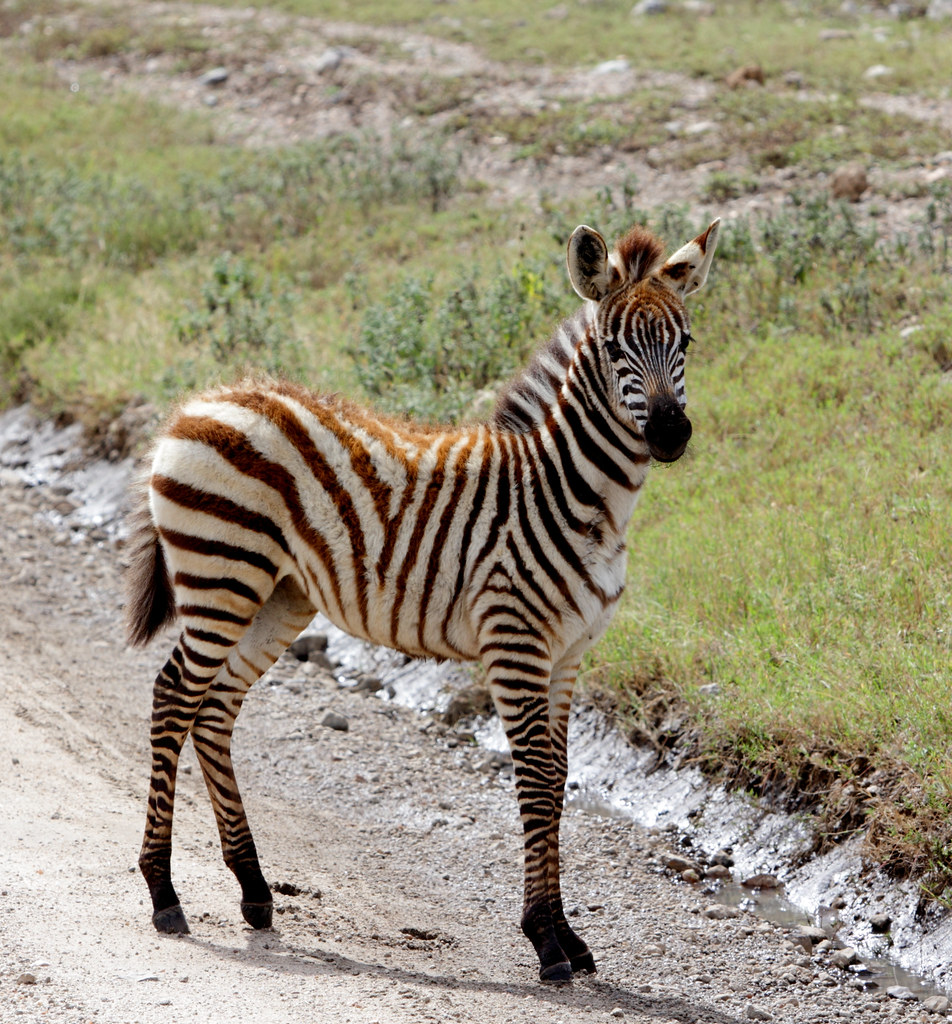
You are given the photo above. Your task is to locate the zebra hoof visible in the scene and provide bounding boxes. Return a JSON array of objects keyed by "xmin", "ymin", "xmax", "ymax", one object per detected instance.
[
  {"xmin": 570, "ymin": 950, "xmax": 597, "ymax": 975},
  {"xmin": 241, "ymin": 901, "xmax": 274, "ymax": 930},
  {"xmin": 153, "ymin": 904, "xmax": 190, "ymax": 935},
  {"xmin": 539, "ymin": 960, "xmax": 573, "ymax": 983}
]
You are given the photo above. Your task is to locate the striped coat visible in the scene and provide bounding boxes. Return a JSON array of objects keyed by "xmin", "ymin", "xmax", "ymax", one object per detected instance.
[{"xmin": 127, "ymin": 217, "xmax": 720, "ymax": 982}]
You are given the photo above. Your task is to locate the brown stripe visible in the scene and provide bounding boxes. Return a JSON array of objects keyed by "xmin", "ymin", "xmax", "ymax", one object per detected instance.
[
  {"xmin": 169, "ymin": 412, "xmax": 345, "ymax": 624},
  {"xmin": 389, "ymin": 435, "xmax": 454, "ymax": 644}
]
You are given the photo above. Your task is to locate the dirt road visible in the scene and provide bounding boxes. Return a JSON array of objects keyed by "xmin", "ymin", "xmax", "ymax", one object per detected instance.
[{"xmin": 1, "ymin": 418, "xmax": 937, "ymax": 1024}]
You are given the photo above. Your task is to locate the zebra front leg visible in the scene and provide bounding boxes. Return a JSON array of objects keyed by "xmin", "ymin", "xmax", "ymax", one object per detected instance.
[
  {"xmin": 487, "ymin": 659, "xmax": 571, "ymax": 982},
  {"xmin": 547, "ymin": 662, "xmax": 596, "ymax": 974},
  {"xmin": 191, "ymin": 577, "xmax": 315, "ymax": 930},
  {"xmin": 140, "ymin": 638, "xmax": 228, "ymax": 934}
]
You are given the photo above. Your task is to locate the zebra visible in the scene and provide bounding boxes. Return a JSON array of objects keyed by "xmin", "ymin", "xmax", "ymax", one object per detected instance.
[{"xmin": 126, "ymin": 216, "xmax": 720, "ymax": 983}]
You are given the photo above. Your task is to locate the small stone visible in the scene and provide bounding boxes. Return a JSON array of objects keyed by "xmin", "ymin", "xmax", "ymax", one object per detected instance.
[
  {"xmin": 887, "ymin": 985, "xmax": 917, "ymax": 1000},
  {"xmin": 351, "ymin": 673, "xmax": 383, "ymax": 694},
  {"xmin": 863, "ymin": 64, "xmax": 894, "ymax": 79},
  {"xmin": 704, "ymin": 905, "xmax": 739, "ymax": 920},
  {"xmin": 792, "ymin": 925, "xmax": 828, "ymax": 949},
  {"xmin": 831, "ymin": 163, "xmax": 868, "ymax": 201},
  {"xmin": 742, "ymin": 873, "xmax": 780, "ymax": 889},
  {"xmin": 592, "ymin": 58, "xmax": 631, "ymax": 75},
  {"xmin": 725, "ymin": 64, "xmax": 764, "ymax": 89},
  {"xmin": 442, "ymin": 684, "xmax": 493, "ymax": 726},
  {"xmin": 830, "ymin": 947, "xmax": 859, "ymax": 969},
  {"xmin": 610, "ymin": 1010, "xmax": 625, "ymax": 1019},
  {"xmin": 631, "ymin": 0, "xmax": 667, "ymax": 13},
  {"xmin": 705, "ymin": 864, "xmax": 732, "ymax": 880},
  {"xmin": 711, "ymin": 849, "xmax": 735, "ymax": 867},
  {"xmin": 321, "ymin": 711, "xmax": 349, "ymax": 732},
  {"xmin": 819, "ymin": 28, "xmax": 855, "ymax": 39},
  {"xmin": 198, "ymin": 66, "xmax": 229, "ymax": 87},
  {"xmin": 665, "ymin": 854, "xmax": 701, "ymax": 874},
  {"xmin": 17, "ymin": 973, "xmax": 37, "ymax": 985},
  {"xmin": 682, "ymin": 868, "xmax": 701, "ymax": 883},
  {"xmin": 923, "ymin": 995, "xmax": 950, "ymax": 1014},
  {"xmin": 870, "ymin": 913, "xmax": 892, "ymax": 933},
  {"xmin": 745, "ymin": 1005, "xmax": 773, "ymax": 1021},
  {"xmin": 288, "ymin": 633, "xmax": 329, "ymax": 661}
]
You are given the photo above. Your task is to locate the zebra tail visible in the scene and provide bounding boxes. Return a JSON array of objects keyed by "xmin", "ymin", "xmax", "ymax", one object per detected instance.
[{"xmin": 124, "ymin": 471, "xmax": 176, "ymax": 647}]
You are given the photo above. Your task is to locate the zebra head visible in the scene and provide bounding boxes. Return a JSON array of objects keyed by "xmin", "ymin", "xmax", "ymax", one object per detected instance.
[{"xmin": 566, "ymin": 218, "xmax": 721, "ymax": 463}]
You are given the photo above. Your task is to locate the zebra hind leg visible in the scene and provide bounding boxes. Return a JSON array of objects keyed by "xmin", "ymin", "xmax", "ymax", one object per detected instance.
[
  {"xmin": 190, "ymin": 575, "xmax": 315, "ymax": 930},
  {"xmin": 140, "ymin": 633, "xmax": 236, "ymax": 935}
]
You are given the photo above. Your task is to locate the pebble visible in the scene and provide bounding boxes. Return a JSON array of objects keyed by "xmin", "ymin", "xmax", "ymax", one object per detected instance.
[
  {"xmin": 610, "ymin": 1009, "xmax": 625, "ymax": 1018},
  {"xmin": 742, "ymin": 873, "xmax": 780, "ymax": 889},
  {"xmin": 198, "ymin": 66, "xmax": 229, "ymax": 87},
  {"xmin": 745, "ymin": 1006, "xmax": 773, "ymax": 1021},
  {"xmin": 871, "ymin": 913, "xmax": 893, "ymax": 933},
  {"xmin": 830, "ymin": 947, "xmax": 859, "ymax": 969},
  {"xmin": 321, "ymin": 711, "xmax": 350, "ymax": 732},
  {"xmin": 887, "ymin": 986, "xmax": 918, "ymax": 1001},
  {"xmin": 923, "ymin": 995, "xmax": 950, "ymax": 1014},
  {"xmin": 704, "ymin": 905, "xmax": 739, "ymax": 920},
  {"xmin": 17, "ymin": 973, "xmax": 37, "ymax": 985}
]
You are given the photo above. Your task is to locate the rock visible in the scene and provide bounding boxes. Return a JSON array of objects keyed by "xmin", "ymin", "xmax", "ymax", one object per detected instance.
[
  {"xmin": 923, "ymin": 995, "xmax": 951, "ymax": 1014},
  {"xmin": 863, "ymin": 64, "xmax": 894, "ymax": 79},
  {"xmin": 664, "ymin": 854, "xmax": 701, "ymax": 874},
  {"xmin": 819, "ymin": 28, "xmax": 855, "ymax": 39},
  {"xmin": 742, "ymin": 873, "xmax": 780, "ymax": 889},
  {"xmin": 711, "ymin": 849, "xmax": 735, "ymax": 867},
  {"xmin": 681, "ymin": 868, "xmax": 701, "ymax": 883},
  {"xmin": 631, "ymin": 0, "xmax": 667, "ymax": 13},
  {"xmin": 745, "ymin": 1006, "xmax": 773, "ymax": 1021},
  {"xmin": 442, "ymin": 684, "xmax": 493, "ymax": 725},
  {"xmin": 705, "ymin": 864, "xmax": 731, "ymax": 880},
  {"xmin": 17, "ymin": 973, "xmax": 37, "ymax": 985},
  {"xmin": 887, "ymin": 985, "xmax": 918, "ymax": 1000},
  {"xmin": 792, "ymin": 925, "xmax": 828, "ymax": 949},
  {"xmin": 929, "ymin": 0, "xmax": 952, "ymax": 15},
  {"xmin": 831, "ymin": 164, "xmax": 868, "ymax": 201},
  {"xmin": 725, "ymin": 64, "xmax": 765, "ymax": 89},
  {"xmin": 321, "ymin": 711, "xmax": 349, "ymax": 732},
  {"xmin": 870, "ymin": 913, "xmax": 892, "ymax": 932},
  {"xmin": 610, "ymin": 1010, "xmax": 626, "ymax": 1019},
  {"xmin": 592, "ymin": 58, "xmax": 631, "ymax": 75},
  {"xmin": 198, "ymin": 66, "xmax": 229, "ymax": 87},
  {"xmin": 351, "ymin": 673, "xmax": 383, "ymax": 695},
  {"xmin": 288, "ymin": 633, "xmax": 329, "ymax": 661},
  {"xmin": 311, "ymin": 47, "xmax": 346, "ymax": 74},
  {"xmin": 704, "ymin": 905, "xmax": 739, "ymax": 920},
  {"xmin": 829, "ymin": 947, "xmax": 859, "ymax": 969}
]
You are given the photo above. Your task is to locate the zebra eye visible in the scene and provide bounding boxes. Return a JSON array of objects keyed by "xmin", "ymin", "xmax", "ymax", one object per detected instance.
[{"xmin": 679, "ymin": 332, "xmax": 692, "ymax": 354}]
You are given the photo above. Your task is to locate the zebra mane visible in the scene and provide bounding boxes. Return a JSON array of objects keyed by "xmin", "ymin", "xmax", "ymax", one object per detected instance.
[
  {"xmin": 614, "ymin": 225, "xmax": 665, "ymax": 284},
  {"xmin": 491, "ymin": 306, "xmax": 592, "ymax": 434}
]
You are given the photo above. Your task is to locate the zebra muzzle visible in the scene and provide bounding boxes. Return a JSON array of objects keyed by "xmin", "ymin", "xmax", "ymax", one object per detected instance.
[{"xmin": 644, "ymin": 396, "xmax": 692, "ymax": 463}]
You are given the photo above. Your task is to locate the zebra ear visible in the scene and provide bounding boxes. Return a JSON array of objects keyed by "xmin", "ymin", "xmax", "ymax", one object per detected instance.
[
  {"xmin": 567, "ymin": 225, "xmax": 620, "ymax": 301},
  {"xmin": 655, "ymin": 218, "xmax": 721, "ymax": 299}
]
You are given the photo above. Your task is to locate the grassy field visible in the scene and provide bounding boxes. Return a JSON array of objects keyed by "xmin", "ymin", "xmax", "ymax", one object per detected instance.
[{"xmin": 2, "ymin": 0, "xmax": 951, "ymax": 900}]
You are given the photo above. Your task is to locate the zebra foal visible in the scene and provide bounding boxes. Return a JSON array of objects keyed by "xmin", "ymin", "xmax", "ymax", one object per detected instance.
[{"xmin": 126, "ymin": 217, "xmax": 720, "ymax": 982}]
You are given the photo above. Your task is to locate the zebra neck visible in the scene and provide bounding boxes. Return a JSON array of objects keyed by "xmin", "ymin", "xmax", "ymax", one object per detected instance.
[{"xmin": 492, "ymin": 306, "xmax": 651, "ymax": 524}]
